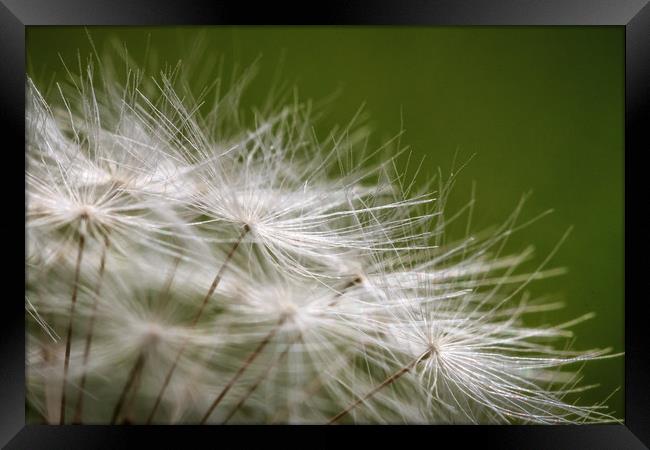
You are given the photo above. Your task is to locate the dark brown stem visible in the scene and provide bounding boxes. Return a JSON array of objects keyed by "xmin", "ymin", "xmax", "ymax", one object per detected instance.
[
  {"xmin": 110, "ymin": 351, "xmax": 147, "ymax": 424},
  {"xmin": 117, "ymin": 254, "xmax": 183, "ymax": 422},
  {"xmin": 200, "ymin": 316, "xmax": 285, "ymax": 424},
  {"xmin": 327, "ymin": 353, "xmax": 427, "ymax": 424},
  {"xmin": 271, "ymin": 351, "xmax": 356, "ymax": 424},
  {"xmin": 329, "ymin": 276, "xmax": 362, "ymax": 307},
  {"xmin": 72, "ymin": 236, "xmax": 110, "ymax": 423},
  {"xmin": 223, "ymin": 276, "xmax": 361, "ymax": 424},
  {"xmin": 222, "ymin": 332, "xmax": 300, "ymax": 424},
  {"xmin": 60, "ymin": 233, "xmax": 86, "ymax": 424},
  {"xmin": 271, "ymin": 373, "xmax": 324, "ymax": 424},
  {"xmin": 145, "ymin": 225, "xmax": 249, "ymax": 424},
  {"xmin": 121, "ymin": 354, "xmax": 146, "ymax": 424},
  {"xmin": 218, "ymin": 278, "xmax": 359, "ymax": 424},
  {"xmin": 223, "ymin": 278, "xmax": 360, "ymax": 424},
  {"xmin": 229, "ymin": 277, "xmax": 360, "ymax": 424},
  {"xmin": 263, "ymin": 278, "xmax": 361, "ymax": 423}
]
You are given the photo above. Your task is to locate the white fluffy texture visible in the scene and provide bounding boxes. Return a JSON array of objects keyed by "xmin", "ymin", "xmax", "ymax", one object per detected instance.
[{"xmin": 25, "ymin": 55, "xmax": 618, "ymax": 425}]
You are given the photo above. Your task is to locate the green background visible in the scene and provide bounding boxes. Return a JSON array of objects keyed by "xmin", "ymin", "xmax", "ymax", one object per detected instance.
[{"xmin": 26, "ymin": 26, "xmax": 624, "ymax": 418}]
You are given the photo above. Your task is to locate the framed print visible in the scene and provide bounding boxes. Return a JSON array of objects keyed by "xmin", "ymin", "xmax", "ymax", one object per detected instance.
[{"xmin": 1, "ymin": 0, "xmax": 648, "ymax": 448}]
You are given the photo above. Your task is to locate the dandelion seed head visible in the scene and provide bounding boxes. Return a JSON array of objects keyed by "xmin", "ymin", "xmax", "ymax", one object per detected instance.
[{"xmin": 24, "ymin": 46, "xmax": 619, "ymax": 425}]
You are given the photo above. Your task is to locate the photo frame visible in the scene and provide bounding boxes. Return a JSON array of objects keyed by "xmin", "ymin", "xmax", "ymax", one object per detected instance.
[{"xmin": 2, "ymin": 0, "xmax": 648, "ymax": 447}]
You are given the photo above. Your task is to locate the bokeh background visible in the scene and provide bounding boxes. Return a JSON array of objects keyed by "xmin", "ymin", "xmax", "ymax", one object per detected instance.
[{"xmin": 26, "ymin": 26, "xmax": 624, "ymax": 418}]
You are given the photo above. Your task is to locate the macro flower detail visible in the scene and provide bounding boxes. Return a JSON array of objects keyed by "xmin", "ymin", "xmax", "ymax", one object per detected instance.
[{"xmin": 25, "ymin": 51, "xmax": 620, "ymax": 425}]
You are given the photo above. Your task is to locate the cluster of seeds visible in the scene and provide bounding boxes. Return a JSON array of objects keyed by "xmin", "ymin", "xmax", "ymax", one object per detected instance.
[{"xmin": 25, "ymin": 53, "xmax": 617, "ymax": 424}]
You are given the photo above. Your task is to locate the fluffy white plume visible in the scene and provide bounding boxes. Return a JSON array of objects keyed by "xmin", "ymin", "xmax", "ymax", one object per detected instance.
[{"xmin": 25, "ymin": 50, "xmax": 619, "ymax": 425}]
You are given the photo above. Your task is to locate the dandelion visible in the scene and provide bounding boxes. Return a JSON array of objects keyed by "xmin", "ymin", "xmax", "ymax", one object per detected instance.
[{"xmin": 25, "ymin": 47, "xmax": 620, "ymax": 425}]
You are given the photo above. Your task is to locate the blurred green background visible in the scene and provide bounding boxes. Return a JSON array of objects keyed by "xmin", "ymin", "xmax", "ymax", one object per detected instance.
[{"xmin": 26, "ymin": 26, "xmax": 624, "ymax": 418}]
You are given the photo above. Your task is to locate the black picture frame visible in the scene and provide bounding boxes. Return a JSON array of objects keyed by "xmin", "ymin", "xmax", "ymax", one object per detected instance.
[{"xmin": 2, "ymin": 1, "xmax": 648, "ymax": 448}]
